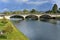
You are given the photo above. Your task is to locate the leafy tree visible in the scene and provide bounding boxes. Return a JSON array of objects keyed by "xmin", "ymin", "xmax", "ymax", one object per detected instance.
[
  {"xmin": 45, "ymin": 10, "xmax": 52, "ymax": 13},
  {"xmin": 3, "ymin": 11, "xmax": 11, "ymax": 15},
  {"xmin": 12, "ymin": 11, "xmax": 23, "ymax": 14},
  {"xmin": 16, "ymin": 11, "xmax": 22, "ymax": 14},
  {"xmin": 30, "ymin": 9, "xmax": 36, "ymax": 13},
  {"xmin": 52, "ymin": 4, "xmax": 58, "ymax": 13},
  {"xmin": 12, "ymin": 11, "xmax": 16, "ymax": 14},
  {"xmin": 23, "ymin": 9, "xmax": 29, "ymax": 14}
]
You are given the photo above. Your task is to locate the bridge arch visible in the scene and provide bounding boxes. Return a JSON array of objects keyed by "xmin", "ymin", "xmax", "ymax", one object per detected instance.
[
  {"xmin": 10, "ymin": 15, "xmax": 24, "ymax": 20},
  {"xmin": 40, "ymin": 14, "xmax": 52, "ymax": 19},
  {"xmin": 25, "ymin": 15, "xmax": 38, "ymax": 20}
]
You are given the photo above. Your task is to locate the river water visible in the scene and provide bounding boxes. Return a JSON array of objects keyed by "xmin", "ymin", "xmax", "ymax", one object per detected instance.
[{"xmin": 10, "ymin": 19, "xmax": 60, "ymax": 40}]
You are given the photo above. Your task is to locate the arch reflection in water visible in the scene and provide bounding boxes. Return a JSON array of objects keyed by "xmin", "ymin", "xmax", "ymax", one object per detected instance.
[
  {"xmin": 10, "ymin": 15, "xmax": 24, "ymax": 21},
  {"xmin": 25, "ymin": 15, "xmax": 38, "ymax": 20},
  {"xmin": 40, "ymin": 19, "xmax": 57, "ymax": 24},
  {"xmin": 40, "ymin": 14, "xmax": 52, "ymax": 19}
]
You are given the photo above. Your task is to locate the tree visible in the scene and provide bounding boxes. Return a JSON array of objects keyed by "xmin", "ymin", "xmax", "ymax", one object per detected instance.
[
  {"xmin": 23, "ymin": 9, "xmax": 29, "ymax": 14},
  {"xmin": 30, "ymin": 9, "xmax": 36, "ymax": 13},
  {"xmin": 3, "ymin": 11, "xmax": 11, "ymax": 15},
  {"xmin": 52, "ymin": 4, "xmax": 58, "ymax": 13},
  {"xmin": 45, "ymin": 10, "xmax": 52, "ymax": 14}
]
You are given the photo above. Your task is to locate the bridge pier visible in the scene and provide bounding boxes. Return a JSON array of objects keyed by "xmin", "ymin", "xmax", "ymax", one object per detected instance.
[{"xmin": 4, "ymin": 16, "xmax": 10, "ymax": 19}]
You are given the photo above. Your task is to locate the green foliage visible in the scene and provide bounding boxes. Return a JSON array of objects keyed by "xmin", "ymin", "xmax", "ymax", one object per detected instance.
[
  {"xmin": 2, "ymin": 16, "xmax": 8, "ymax": 24},
  {"xmin": 52, "ymin": 4, "xmax": 58, "ymax": 13},
  {"xmin": 0, "ymin": 19, "xmax": 7, "ymax": 30},
  {"xmin": 3, "ymin": 11, "xmax": 11, "ymax": 15},
  {"xmin": 4, "ymin": 24, "xmax": 13, "ymax": 33},
  {"xmin": 11, "ymin": 11, "xmax": 15, "ymax": 14},
  {"xmin": 0, "ymin": 17, "xmax": 8, "ymax": 27},
  {"xmin": 0, "ymin": 35, "xmax": 7, "ymax": 39},
  {"xmin": 0, "ymin": 23, "xmax": 5, "ymax": 26},
  {"xmin": 5, "ymin": 27, "xmax": 13, "ymax": 33},
  {"xmin": 23, "ymin": 9, "xmax": 29, "ymax": 13},
  {"xmin": 1, "ymin": 9, "xmax": 42, "ymax": 15},
  {"xmin": 45, "ymin": 10, "xmax": 52, "ymax": 13},
  {"xmin": 12, "ymin": 11, "xmax": 22, "ymax": 14},
  {"xmin": 30, "ymin": 9, "xmax": 36, "ymax": 13}
]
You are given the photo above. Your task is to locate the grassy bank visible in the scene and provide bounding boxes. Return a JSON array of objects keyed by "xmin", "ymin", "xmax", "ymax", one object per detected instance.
[{"xmin": 0, "ymin": 19, "xmax": 29, "ymax": 40}]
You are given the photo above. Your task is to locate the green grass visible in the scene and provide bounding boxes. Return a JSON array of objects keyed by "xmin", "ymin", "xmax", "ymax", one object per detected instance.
[
  {"xmin": 0, "ymin": 19, "xmax": 7, "ymax": 30},
  {"xmin": 0, "ymin": 19, "xmax": 29, "ymax": 40}
]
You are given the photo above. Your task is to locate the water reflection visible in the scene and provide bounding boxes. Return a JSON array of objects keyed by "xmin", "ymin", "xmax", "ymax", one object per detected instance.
[
  {"xmin": 10, "ymin": 19, "xmax": 60, "ymax": 40},
  {"xmin": 40, "ymin": 19, "xmax": 57, "ymax": 25}
]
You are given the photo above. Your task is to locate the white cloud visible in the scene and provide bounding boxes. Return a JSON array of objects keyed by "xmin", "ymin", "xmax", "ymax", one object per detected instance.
[
  {"xmin": 14, "ymin": 0, "xmax": 49, "ymax": 5},
  {"xmin": 26, "ymin": 1, "xmax": 49, "ymax": 5},
  {"xmin": 15, "ymin": 0, "xmax": 28, "ymax": 3},
  {"xmin": 0, "ymin": 8, "xmax": 9, "ymax": 12},
  {"xmin": 22, "ymin": 0, "xmax": 28, "ymax": 2},
  {"xmin": 0, "ymin": 0, "xmax": 9, "ymax": 3},
  {"xmin": 2, "ymin": 8, "xmax": 9, "ymax": 12}
]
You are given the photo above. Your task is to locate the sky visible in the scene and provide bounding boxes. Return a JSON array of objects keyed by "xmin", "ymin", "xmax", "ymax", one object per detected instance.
[{"xmin": 0, "ymin": 0, "xmax": 60, "ymax": 12}]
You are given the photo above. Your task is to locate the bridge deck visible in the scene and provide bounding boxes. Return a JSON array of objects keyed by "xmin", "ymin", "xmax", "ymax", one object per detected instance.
[{"xmin": 0, "ymin": 14, "xmax": 60, "ymax": 19}]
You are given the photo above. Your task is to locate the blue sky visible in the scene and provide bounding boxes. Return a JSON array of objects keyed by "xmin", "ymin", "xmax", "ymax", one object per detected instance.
[{"xmin": 0, "ymin": 0, "xmax": 60, "ymax": 12}]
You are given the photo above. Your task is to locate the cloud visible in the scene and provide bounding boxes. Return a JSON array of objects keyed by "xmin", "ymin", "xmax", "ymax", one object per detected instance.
[
  {"xmin": 1, "ymin": 8, "xmax": 9, "ymax": 12},
  {"xmin": 15, "ymin": 0, "xmax": 28, "ymax": 3},
  {"xmin": 14, "ymin": 0, "xmax": 50, "ymax": 5},
  {"xmin": 0, "ymin": 8, "xmax": 9, "ymax": 12},
  {"xmin": 26, "ymin": 1, "xmax": 49, "ymax": 5},
  {"xmin": 0, "ymin": 0, "xmax": 9, "ymax": 3},
  {"xmin": 21, "ymin": 0, "xmax": 28, "ymax": 2}
]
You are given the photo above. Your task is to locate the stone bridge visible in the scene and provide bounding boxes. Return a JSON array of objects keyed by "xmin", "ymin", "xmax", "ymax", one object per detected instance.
[
  {"xmin": 5, "ymin": 14, "xmax": 60, "ymax": 19},
  {"xmin": 0, "ymin": 14, "xmax": 60, "ymax": 19}
]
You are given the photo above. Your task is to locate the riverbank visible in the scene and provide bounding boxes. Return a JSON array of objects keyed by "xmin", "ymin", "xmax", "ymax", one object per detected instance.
[{"xmin": 0, "ymin": 19, "xmax": 29, "ymax": 40}]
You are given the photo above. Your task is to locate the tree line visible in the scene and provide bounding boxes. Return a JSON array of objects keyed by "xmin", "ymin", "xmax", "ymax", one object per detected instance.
[
  {"xmin": 45, "ymin": 4, "xmax": 60, "ymax": 14},
  {"xmin": 0, "ymin": 4, "xmax": 60, "ymax": 15}
]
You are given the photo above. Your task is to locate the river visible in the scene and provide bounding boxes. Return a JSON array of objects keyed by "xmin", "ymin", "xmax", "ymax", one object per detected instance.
[{"xmin": 10, "ymin": 19, "xmax": 60, "ymax": 40}]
